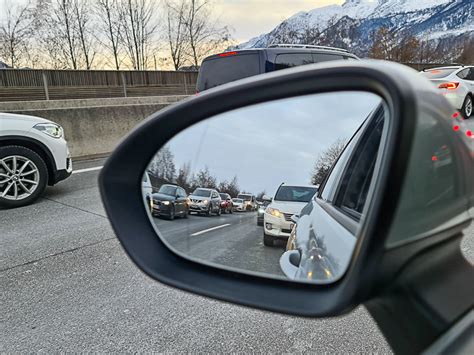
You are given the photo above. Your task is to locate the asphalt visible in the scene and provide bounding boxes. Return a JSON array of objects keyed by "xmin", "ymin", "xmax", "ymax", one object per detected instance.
[{"xmin": 1, "ymin": 157, "xmax": 473, "ymax": 353}]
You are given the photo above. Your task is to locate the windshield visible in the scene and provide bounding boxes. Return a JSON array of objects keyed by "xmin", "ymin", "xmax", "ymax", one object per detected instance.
[
  {"xmin": 237, "ymin": 194, "xmax": 252, "ymax": 201},
  {"xmin": 192, "ymin": 189, "xmax": 211, "ymax": 197},
  {"xmin": 158, "ymin": 185, "xmax": 177, "ymax": 196},
  {"xmin": 197, "ymin": 53, "xmax": 260, "ymax": 91},
  {"xmin": 232, "ymin": 198, "xmax": 243, "ymax": 203},
  {"xmin": 219, "ymin": 193, "xmax": 228, "ymax": 199},
  {"xmin": 274, "ymin": 186, "xmax": 318, "ymax": 202},
  {"xmin": 421, "ymin": 68, "xmax": 457, "ymax": 79}
]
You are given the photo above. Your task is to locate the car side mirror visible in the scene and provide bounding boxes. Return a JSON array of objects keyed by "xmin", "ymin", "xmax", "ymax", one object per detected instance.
[{"xmin": 100, "ymin": 61, "xmax": 473, "ymax": 353}]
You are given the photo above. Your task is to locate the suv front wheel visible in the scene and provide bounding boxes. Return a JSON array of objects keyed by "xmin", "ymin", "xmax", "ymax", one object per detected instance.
[{"xmin": 0, "ymin": 145, "xmax": 48, "ymax": 208}]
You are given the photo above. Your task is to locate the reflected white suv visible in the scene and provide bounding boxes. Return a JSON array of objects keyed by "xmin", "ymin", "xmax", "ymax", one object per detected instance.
[
  {"xmin": 263, "ymin": 183, "xmax": 318, "ymax": 246},
  {"xmin": 0, "ymin": 113, "xmax": 72, "ymax": 208}
]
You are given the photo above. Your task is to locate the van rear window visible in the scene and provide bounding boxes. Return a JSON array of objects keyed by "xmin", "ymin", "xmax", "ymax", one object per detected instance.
[{"xmin": 197, "ymin": 53, "xmax": 260, "ymax": 91}]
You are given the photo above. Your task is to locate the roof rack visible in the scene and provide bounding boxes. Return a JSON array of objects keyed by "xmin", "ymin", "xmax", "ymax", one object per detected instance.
[
  {"xmin": 422, "ymin": 63, "xmax": 464, "ymax": 71},
  {"xmin": 267, "ymin": 44, "xmax": 349, "ymax": 53}
]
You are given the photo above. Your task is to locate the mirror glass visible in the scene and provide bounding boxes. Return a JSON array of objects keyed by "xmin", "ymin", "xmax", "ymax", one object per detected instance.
[{"xmin": 142, "ymin": 91, "xmax": 388, "ymax": 284}]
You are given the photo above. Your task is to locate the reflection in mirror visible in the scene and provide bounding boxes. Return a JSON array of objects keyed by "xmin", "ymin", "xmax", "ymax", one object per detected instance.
[{"xmin": 142, "ymin": 91, "xmax": 387, "ymax": 284}]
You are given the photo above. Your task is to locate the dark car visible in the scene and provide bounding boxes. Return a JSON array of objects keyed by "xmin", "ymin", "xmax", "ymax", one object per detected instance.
[
  {"xmin": 219, "ymin": 193, "xmax": 233, "ymax": 214},
  {"xmin": 197, "ymin": 44, "xmax": 358, "ymax": 92},
  {"xmin": 150, "ymin": 184, "xmax": 189, "ymax": 220}
]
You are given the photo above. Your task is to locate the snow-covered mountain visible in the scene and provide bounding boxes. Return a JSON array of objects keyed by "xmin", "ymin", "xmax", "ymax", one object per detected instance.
[{"xmin": 235, "ymin": 0, "xmax": 473, "ymax": 59}]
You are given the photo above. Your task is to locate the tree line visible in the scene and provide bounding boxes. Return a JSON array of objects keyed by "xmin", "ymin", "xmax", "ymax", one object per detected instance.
[
  {"xmin": 148, "ymin": 146, "xmax": 243, "ymax": 197},
  {"xmin": 0, "ymin": 0, "xmax": 232, "ymax": 70}
]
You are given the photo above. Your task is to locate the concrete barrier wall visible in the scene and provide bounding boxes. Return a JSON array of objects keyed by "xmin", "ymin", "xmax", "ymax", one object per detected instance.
[{"xmin": 0, "ymin": 96, "xmax": 189, "ymax": 158}]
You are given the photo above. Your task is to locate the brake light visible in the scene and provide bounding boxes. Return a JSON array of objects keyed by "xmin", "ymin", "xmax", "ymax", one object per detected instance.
[
  {"xmin": 438, "ymin": 82, "xmax": 459, "ymax": 90},
  {"xmin": 453, "ymin": 125, "xmax": 460, "ymax": 132},
  {"xmin": 219, "ymin": 51, "xmax": 238, "ymax": 57},
  {"xmin": 431, "ymin": 155, "xmax": 438, "ymax": 161},
  {"xmin": 467, "ymin": 130, "xmax": 473, "ymax": 138},
  {"xmin": 452, "ymin": 112, "xmax": 460, "ymax": 118}
]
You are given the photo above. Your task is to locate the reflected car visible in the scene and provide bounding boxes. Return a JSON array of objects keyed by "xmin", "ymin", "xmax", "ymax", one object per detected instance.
[
  {"xmin": 142, "ymin": 172, "xmax": 152, "ymax": 207},
  {"xmin": 263, "ymin": 184, "xmax": 318, "ymax": 246},
  {"xmin": 231, "ymin": 198, "xmax": 245, "ymax": 212},
  {"xmin": 188, "ymin": 188, "xmax": 221, "ymax": 216},
  {"xmin": 219, "ymin": 193, "xmax": 233, "ymax": 214},
  {"xmin": 237, "ymin": 193, "xmax": 257, "ymax": 211},
  {"xmin": 150, "ymin": 184, "xmax": 189, "ymax": 220},
  {"xmin": 257, "ymin": 199, "xmax": 271, "ymax": 226}
]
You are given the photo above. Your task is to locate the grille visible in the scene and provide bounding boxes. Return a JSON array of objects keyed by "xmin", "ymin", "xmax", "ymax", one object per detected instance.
[
  {"xmin": 283, "ymin": 213, "xmax": 294, "ymax": 222},
  {"xmin": 191, "ymin": 199, "xmax": 202, "ymax": 203}
]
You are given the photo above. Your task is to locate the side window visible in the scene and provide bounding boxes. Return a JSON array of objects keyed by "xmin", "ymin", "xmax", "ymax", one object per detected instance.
[
  {"xmin": 320, "ymin": 124, "xmax": 365, "ymax": 202},
  {"xmin": 313, "ymin": 53, "xmax": 344, "ymax": 63},
  {"xmin": 456, "ymin": 69, "xmax": 469, "ymax": 80},
  {"xmin": 274, "ymin": 53, "xmax": 313, "ymax": 70},
  {"xmin": 178, "ymin": 188, "xmax": 185, "ymax": 197},
  {"xmin": 467, "ymin": 68, "xmax": 474, "ymax": 81},
  {"xmin": 212, "ymin": 192, "xmax": 218, "ymax": 198},
  {"xmin": 335, "ymin": 112, "xmax": 385, "ymax": 219}
]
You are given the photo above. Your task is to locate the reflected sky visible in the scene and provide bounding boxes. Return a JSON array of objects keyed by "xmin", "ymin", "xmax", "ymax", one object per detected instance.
[{"xmin": 165, "ymin": 91, "xmax": 381, "ymax": 196}]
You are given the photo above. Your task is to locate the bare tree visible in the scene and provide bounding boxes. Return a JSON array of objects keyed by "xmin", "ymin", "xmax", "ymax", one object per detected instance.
[
  {"xmin": 73, "ymin": 0, "xmax": 96, "ymax": 69},
  {"xmin": 95, "ymin": 0, "xmax": 122, "ymax": 69},
  {"xmin": 149, "ymin": 146, "xmax": 176, "ymax": 182},
  {"xmin": 369, "ymin": 27, "xmax": 397, "ymax": 61},
  {"xmin": 182, "ymin": 0, "xmax": 231, "ymax": 67},
  {"xmin": 0, "ymin": 0, "xmax": 34, "ymax": 68},
  {"xmin": 165, "ymin": 0, "xmax": 189, "ymax": 70},
  {"xmin": 191, "ymin": 166, "xmax": 217, "ymax": 190},
  {"xmin": 175, "ymin": 162, "xmax": 192, "ymax": 192},
  {"xmin": 119, "ymin": 0, "xmax": 159, "ymax": 70},
  {"xmin": 311, "ymin": 139, "xmax": 347, "ymax": 186}
]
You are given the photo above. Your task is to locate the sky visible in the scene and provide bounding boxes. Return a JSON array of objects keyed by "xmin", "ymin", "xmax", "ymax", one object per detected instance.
[
  {"xmin": 159, "ymin": 91, "xmax": 382, "ymax": 196},
  {"xmin": 216, "ymin": 0, "xmax": 344, "ymax": 42}
]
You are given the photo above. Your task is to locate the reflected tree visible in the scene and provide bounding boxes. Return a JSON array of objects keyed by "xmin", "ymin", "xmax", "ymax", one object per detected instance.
[
  {"xmin": 311, "ymin": 139, "xmax": 346, "ymax": 185},
  {"xmin": 149, "ymin": 146, "xmax": 176, "ymax": 182}
]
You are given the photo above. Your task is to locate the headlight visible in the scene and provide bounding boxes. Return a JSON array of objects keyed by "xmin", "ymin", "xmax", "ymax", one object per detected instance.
[
  {"xmin": 162, "ymin": 201, "xmax": 170, "ymax": 205},
  {"xmin": 258, "ymin": 208, "xmax": 265, "ymax": 214},
  {"xmin": 266, "ymin": 207, "xmax": 282, "ymax": 217},
  {"xmin": 33, "ymin": 123, "xmax": 63, "ymax": 139},
  {"xmin": 150, "ymin": 199, "xmax": 154, "ymax": 209},
  {"xmin": 203, "ymin": 200, "xmax": 209, "ymax": 205}
]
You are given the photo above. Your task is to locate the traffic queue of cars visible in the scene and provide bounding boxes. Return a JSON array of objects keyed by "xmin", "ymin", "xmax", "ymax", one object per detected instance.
[{"xmin": 146, "ymin": 182, "xmax": 258, "ymax": 220}]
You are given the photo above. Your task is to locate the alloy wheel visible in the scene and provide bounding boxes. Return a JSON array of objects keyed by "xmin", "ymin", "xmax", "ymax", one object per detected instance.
[
  {"xmin": 0, "ymin": 155, "xmax": 40, "ymax": 201},
  {"xmin": 465, "ymin": 96, "xmax": 472, "ymax": 118}
]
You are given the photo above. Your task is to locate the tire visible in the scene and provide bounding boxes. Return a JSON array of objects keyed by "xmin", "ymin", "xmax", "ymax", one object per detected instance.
[
  {"xmin": 461, "ymin": 95, "xmax": 473, "ymax": 119},
  {"xmin": 263, "ymin": 232, "xmax": 275, "ymax": 247},
  {"xmin": 0, "ymin": 145, "xmax": 48, "ymax": 208},
  {"xmin": 168, "ymin": 205, "xmax": 175, "ymax": 220},
  {"xmin": 229, "ymin": 208, "xmax": 233, "ymax": 214},
  {"xmin": 183, "ymin": 207, "xmax": 189, "ymax": 218},
  {"xmin": 216, "ymin": 205, "xmax": 221, "ymax": 216},
  {"xmin": 205, "ymin": 205, "xmax": 211, "ymax": 216}
]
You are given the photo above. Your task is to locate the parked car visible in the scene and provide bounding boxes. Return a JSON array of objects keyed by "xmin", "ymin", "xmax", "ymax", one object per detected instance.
[
  {"xmin": 231, "ymin": 198, "xmax": 245, "ymax": 212},
  {"xmin": 197, "ymin": 44, "xmax": 358, "ymax": 92},
  {"xmin": 188, "ymin": 188, "xmax": 221, "ymax": 216},
  {"xmin": 150, "ymin": 184, "xmax": 188, "ymax": 220},
  {"xmin": 420, "ymin": 65, "xmax": 474, "ymax": 118},
  {"xmin": 237, "ymin": 193, "xmax": 257, "ymax": 211},
  {"xmin": 257, "ymin": 196, "xmax": 272, "ymax": 226},
  {"xmin": 0, "ymin": 112, "xmax": 72, "ymax": 208},
  {"xmin": 263, "ymin": 184, "xmax": 318, "ymax": 246},
  {"xmin": 219, "ymin": 193, "xmax": 233, "ymax": 214}
]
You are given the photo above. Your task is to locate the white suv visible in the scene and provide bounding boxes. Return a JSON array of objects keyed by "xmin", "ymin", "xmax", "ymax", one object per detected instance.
[
  {"xmin": 263, "ymin": 183, "xmax": 318, "ymax": 246},
  {"xmin": 0, "ymin": 112, "xmax": 72, "ymax": 208}
]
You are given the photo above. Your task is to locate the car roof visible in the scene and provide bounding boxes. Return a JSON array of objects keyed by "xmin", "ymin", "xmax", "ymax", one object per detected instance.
[
  {"xmin": 195, "ymin": 187, "xmax": 214, "ymax": 191},
  {"xmin": 424, "ymin": 66, "xmax": 468, "ymax": 71},
  {"xmin": 280, "ymin": 183, "xmax": 318, "ymax": 188},
  {"xmin": 204, "ymin": 46, "xmax": 357, "ymax": 61}
]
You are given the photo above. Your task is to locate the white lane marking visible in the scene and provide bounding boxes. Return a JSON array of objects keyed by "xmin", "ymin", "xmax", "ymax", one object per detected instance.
[
  {"xmin": 72, "ymin": 166, "xmax": 103, "ymax": 174},
  {"xmin": 191, "ymin": 223, "xmax": 231, "ymax": 236}
]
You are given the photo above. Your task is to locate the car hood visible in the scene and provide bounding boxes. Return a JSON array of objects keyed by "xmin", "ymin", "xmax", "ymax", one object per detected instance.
[
  {"xmin": 0, "ymin": 112, "xmax": 54, "ymax": 125},
  {"xmin": 268, "ymin": 200, "xmax": 309, "ymax": 215},
  {"xmin": 151, "ymin": 193, "xmax": 175, "ymax": 202}
]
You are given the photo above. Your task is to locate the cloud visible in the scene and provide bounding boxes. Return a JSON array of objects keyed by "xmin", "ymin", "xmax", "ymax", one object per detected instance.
[{"xmin": 215, "ymin": 0, "xmax": 344, "ymax": 42}]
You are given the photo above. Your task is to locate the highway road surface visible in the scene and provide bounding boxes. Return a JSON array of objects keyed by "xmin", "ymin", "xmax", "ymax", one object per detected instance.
[
  {"xmin": 153, "ymin": 211, "xmax": 285, "ymax": 277},
  {"xmin": 2, "ymin": 157, "xmax": 473, "ymax": 353}
]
